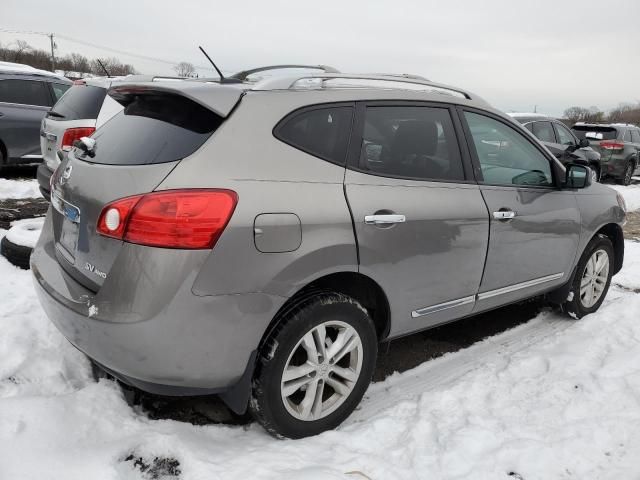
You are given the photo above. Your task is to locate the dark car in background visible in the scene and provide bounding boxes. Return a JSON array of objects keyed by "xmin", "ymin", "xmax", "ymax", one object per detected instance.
[
  {"xmin": 571, "ymin": 123, "xmax": 640, "ymax": 185},
  {"xmin": 0, "ymin": 62, "xmax": 71, "ymax": 167},
  {"xmin": 509, "ymin": 113, "xmax": 602, "ymax": 181}
]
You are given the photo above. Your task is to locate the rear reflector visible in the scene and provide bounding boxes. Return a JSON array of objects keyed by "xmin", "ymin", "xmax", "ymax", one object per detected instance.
[
  {"xmin": 600, "ymin": 140, "xmax": 625, "ymax": 151},
  {"xmin": 97, "ymin": 189, "xmax": 238, "ymax": 249},
  {"xmin": 61, "ymin": 127, "xmax": 96, "ymax": 151}
]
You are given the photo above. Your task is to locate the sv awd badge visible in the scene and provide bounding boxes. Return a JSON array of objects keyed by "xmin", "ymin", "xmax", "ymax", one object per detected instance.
[{"xmin": 84, "ymin": 262, "xmax": 107, "ymax": 279}]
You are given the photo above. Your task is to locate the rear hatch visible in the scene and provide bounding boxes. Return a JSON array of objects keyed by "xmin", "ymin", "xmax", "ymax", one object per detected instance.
[
  {"xmin": 49, "ymin": 83, "xmax": 243, "ymax": 291},
  {"xmin": 571, "ymin": 125, "xmax": 619, "ymax": 161},
  {"xmin": 40, "ymin": 83, "xmax": 108, "ymax": 169}
]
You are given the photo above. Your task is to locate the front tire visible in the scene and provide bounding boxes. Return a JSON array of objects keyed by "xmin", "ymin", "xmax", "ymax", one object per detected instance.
[
  {"xmin": 563, "ymin": 235, "xmax": 614, "ymax": 319},
  {"xmin": 250, "ymin": 292, "xmax": 377, "ymax": 439}
]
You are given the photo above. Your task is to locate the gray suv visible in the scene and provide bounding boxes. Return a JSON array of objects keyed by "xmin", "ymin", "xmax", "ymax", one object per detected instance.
[
  {"xmin": 31, "ymin": 71, "xmax": 626, "ymax": 439},
  {"xmin": 0, "ymin": 62, "xmax": 71, "ymax": 166},
  {"xmin": 572, "ymin": 123, "xmax": 640, "ymax": 185}
]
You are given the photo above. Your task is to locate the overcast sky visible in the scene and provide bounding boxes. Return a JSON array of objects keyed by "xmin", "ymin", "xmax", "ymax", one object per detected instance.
[{"xmin": 2, "ymin": 0, "xmax": 640, "ymax": 116}]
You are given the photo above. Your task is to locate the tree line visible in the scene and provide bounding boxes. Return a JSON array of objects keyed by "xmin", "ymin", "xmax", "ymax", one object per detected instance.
[
  {"xmin": 0, "ymin": 39, "xmax": 137, "ymax": 76},
  {"xmin": 564, "ymin": 104, "xmax": 640, "ymax": 125}
]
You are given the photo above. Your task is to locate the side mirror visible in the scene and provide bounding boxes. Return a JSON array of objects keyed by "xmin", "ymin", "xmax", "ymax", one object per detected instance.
[
  {"xmin": 564, "ymin": 163, "xmax": 592, "ymax": 189},
  {"xmin": 578, "ymin": 138, "xmax": 590, "ymax": 148}
]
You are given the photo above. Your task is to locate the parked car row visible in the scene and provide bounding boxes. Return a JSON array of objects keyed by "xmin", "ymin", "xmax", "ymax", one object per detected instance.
[
  {"xmin": 29, "ymin": 66, "xmax": 626, "ymax": 439},
  {"xmin": 508, "ymin": 113, "xmax": 640, "ymax": 185}
]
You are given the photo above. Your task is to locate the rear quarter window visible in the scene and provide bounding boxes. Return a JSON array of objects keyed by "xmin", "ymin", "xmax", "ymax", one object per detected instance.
[
  {"xmin": 73, "ymin": 91, "xmax": 222, "ymax": 165},
  {"xmin": 274, "ymin": 105, "xmax": 354, "ymax": 165},
  {"xmin": 49, "ymin": 85, "xmax": 107, "ymax": 120}
]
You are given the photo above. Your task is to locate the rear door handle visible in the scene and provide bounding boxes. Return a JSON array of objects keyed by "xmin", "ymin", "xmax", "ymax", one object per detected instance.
[
  {"xmin": 492, "ymin": 210, "xmax": 516, "ymax": 220},
  {"xmin": 364, "ymin": 214, "xmax": 406, "ymax": 225}
]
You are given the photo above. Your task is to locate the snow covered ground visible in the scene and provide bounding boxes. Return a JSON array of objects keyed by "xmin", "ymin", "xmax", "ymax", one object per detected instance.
[
  {"xmin": 0, "ymin": 178, "xmax": 40, "ymax": 200},
  {"xmin": 1, "ymin": 181, "xmax": 640, "ymax": 479}
]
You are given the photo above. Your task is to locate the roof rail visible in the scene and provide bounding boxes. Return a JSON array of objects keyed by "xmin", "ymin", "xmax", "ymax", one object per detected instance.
[
  {"xmin": 369, "ymin": 73, "xmax": 430, "ymax": 81},
  {"xmin": 252, "ymin": 73, "xmax": 477, "ymax": 101},
  {"xmin": 229, "ymin": 64, "xmax": 340, "ymax": 81}
]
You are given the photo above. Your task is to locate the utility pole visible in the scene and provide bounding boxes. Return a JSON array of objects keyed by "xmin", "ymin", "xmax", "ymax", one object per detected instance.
[{"xmin": 48, "ymin": 33, "xmax": 55, "ymax": 71}]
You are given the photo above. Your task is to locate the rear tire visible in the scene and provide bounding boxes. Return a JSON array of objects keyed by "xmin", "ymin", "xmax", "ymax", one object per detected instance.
[
  {"xmin": 562, "ymin": 235, "xmax": 613, "ymax": 319},
  {"xmin": 618, "ymin": 161, "xmax": 634, "ymax": 186},
  {"xmin": 249, "ymin": 292, "xmax": 377, "ymax": 439}
]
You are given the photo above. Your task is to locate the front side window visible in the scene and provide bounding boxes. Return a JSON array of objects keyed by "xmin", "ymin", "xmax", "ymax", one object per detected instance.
[
  {"xmin": 622, "ymin": 129, "xmax": 631, "ymax": 142},
  {"xmin": 554, "ymin": 123, "xmax": 576, "ymax": 146},
  {"xmin": 358, "ymin": 106, "xmax": 464, "ymax": 181},
  {"xmin": 531, "ymin": 121, "xmax": 556, "ymax": 143},
  {"xmin": 276, "ymin": 106, "xmax": 353, "ymax": 165},
  {"xmin": 0, "ymin": 79, "xmax": 51, "ymax": 106},
  {"xmin": 464, "ymin": 111, "xmax": 553, "ymax": 187}
]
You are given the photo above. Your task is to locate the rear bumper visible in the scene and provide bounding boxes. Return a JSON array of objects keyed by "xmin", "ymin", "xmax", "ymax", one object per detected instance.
[
  {"xmin": 37, "ymin": 163, "xmax": 53, "ymax": 200},
  {"xmin": 31, "ymin": 213, "xmax": 286, "ymax": 395}
]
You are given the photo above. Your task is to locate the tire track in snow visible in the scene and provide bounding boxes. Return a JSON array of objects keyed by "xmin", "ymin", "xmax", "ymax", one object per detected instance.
[{"xmin": 348, "ymin": 313, "xmax": 572, "ymax": 424}]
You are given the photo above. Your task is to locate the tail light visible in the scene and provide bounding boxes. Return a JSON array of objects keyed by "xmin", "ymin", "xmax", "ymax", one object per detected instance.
[
  {"xmin": 97, "ymin": 189, "xmax": 238, "ymax": 249},
  {"xmin": 600, "ymin": 140, "xmax": 624, "ymax": 151},
  {"xmin": 73, "ymin": 79, "xmax": 86, "ymax": 85},
  {"xmin": 61, "ymin": 127, "xmax": 96, "ymax": 151}
]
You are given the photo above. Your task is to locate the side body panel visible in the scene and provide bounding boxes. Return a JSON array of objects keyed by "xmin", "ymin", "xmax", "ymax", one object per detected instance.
[
  {"xmin": 345, "ymin": 171, "xmax": 489, "ymax": 337},
  {"xmin": 0, "ymin": 101, "xmax": 49, "ymax": 161}
]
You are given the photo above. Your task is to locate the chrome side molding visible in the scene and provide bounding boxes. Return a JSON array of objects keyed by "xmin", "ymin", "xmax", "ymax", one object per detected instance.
[{"xmin": 411, "ymin": 272, "xmax": 564, "ymax": 318}]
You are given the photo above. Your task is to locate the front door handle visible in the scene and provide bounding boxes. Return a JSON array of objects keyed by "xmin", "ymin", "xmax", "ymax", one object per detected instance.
[
  {"xmin": 365, "ymin": 214, "xmax": 406, "ymax": 225},
  {"xmin": 492, "ymin": 210, "xmax": 516, "ymax": 220}
]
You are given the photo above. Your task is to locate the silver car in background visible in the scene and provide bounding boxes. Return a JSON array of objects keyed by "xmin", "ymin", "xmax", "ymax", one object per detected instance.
[{"xmin": 32, "ymin": 68, "xmax": 626, "ymax": 439}]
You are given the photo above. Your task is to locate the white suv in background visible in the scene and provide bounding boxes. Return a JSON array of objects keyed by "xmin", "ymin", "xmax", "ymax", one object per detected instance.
[{"xmin": 38, "ymin": 75, "xmax": 183, "ymax": 199}]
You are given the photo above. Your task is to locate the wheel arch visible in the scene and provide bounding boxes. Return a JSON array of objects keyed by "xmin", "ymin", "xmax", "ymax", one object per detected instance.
[
  {"xmin": 259, "ymin": 271, "xmax": 391, "ymax": 353},
  {"xmin": 0, "ymin": 138, "xmax": 7, "ymax": 165},
  {"xmin": 595, "ymin": 223, "xmax": 624, "ymax": 275}
]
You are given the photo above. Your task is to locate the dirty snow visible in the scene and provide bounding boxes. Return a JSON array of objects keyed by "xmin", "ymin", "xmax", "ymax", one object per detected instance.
[
  {"xmin": 611, "ymin": 181, "xmax": 640, "ymax": 212},
  {"xmin": 5, "ymin": 217, "xmax": 44, "ymax": 248},
  {"xmin": 1, "ymin": 180, "xmax": 640, "ymax": 479}
]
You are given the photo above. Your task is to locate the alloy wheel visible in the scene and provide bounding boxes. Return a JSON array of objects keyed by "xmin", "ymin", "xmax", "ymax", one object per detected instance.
[
  {"xmin": 280, "ymin": 320, "xmax": 363, "ymax": 421},
  {"xmin": 579, "ymin": 248, "xmax": 609, "ymax": 308}
]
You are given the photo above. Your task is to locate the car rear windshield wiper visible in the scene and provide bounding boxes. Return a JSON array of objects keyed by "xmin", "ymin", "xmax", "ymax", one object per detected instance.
[{"xmin": 47, "ymin": 110, "xmax": 65, "ymax": 119}]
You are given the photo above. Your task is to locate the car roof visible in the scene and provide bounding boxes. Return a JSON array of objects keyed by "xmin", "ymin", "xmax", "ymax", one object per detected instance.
[
  {"xmin": 0, "ymin": 61, "xmax": 70, "ymax": 82},
  {"xmin": 572, "ymin": 123, "xmax": 638, "ymax": 130},
  {"xmin": 110, "ymin": 71, "xmax": 493, "ymax": 112}
]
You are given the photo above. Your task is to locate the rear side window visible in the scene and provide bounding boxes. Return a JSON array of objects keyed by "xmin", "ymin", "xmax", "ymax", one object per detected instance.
[
  {"xmin": 275, "ymin": 106, "xmax": 353, "ymax": 165},
  {"xmin": 572, "ymin": 126, "xmax": 618, "ymax": 141},
  {"xmin": 631, "ymin": 129, "xmax": 640, "ymax": 143},
  {"xmin": 49, "ymin": 85, "xmax": 106, "ymax": 120},
  {"xmin": 622, "ymin": 130, "xmax": 631, "ymax": 142},
  {"xmin": 51, "ymin": 83, "xmax": 70, "ymax": 102},
  {"xmin": 357, "ymin": 106, "xmax": 464, "ymax": 181},
  {"xmin": 0, "ymin": 79, "xmax": 51, "ymax": 106},
  {"xmin": 554, "ymin": 122, "xmax": 576, "ymax": 146},
  {"xmin": 73, "ymin": 91, "xmax": 222, "ymax": 165},
  {"xmin": 531, "ymin": 122, "xmax": 556, "ymax": 143}
]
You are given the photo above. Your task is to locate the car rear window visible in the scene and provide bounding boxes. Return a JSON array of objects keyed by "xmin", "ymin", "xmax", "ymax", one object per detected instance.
[
  {"xmin": 571, "ymin": 125, "xmax": 618, "ymax": 141},
  {"xmin": 73, "ymin": 91, "xmax": 222, "ymax": 165},
  {"xmin": 48, "ymin": 84, "xmax": 106, "ymax": 120}
]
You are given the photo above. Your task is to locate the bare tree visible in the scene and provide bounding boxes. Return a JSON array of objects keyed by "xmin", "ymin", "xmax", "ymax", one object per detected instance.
[
  {"xmin": 11, "ymin": 40, "xmax": 32, "ymax": 62},
  {"xmin": 174, "ymin": 61, "xmax": 196, "ymax": 77}
]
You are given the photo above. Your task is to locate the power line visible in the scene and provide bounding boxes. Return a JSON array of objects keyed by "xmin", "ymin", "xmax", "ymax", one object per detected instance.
[{"xmin": 0, "ymin": 28, "xmax": 218, "ymax": 71}]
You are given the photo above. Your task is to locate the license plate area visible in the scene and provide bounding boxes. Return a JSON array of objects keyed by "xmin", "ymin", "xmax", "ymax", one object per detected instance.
[{"xmin": 52, "ymin": 190, "xmax": 80, "ymax": 260}]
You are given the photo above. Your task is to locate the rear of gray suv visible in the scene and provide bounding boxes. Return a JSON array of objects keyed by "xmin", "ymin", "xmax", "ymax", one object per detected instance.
[{"xmin": 31, "ymin": 73, "xmax": 626, "ymax": 439}]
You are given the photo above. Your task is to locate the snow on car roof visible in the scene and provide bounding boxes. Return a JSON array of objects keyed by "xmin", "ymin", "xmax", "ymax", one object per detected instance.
[{"xmin": 0, "ymin": 61, "xmax": 68, "ymax": 81}]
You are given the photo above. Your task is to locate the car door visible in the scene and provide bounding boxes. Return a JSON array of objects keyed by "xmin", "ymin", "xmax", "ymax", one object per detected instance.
[
  {"xmin": 460, "ymin": 109, "xmax": 581, "ymax": 312},
  {"xmin": 0, "ymin": 78, "xmax": 53, "ymax": 159},
  {"xmin": 344, "ymin": 102, "xmax": 489, "ymax": 337},
  {"xmin": 553, "ymin": 121, "xmax": 587, "ymax": 164}
]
